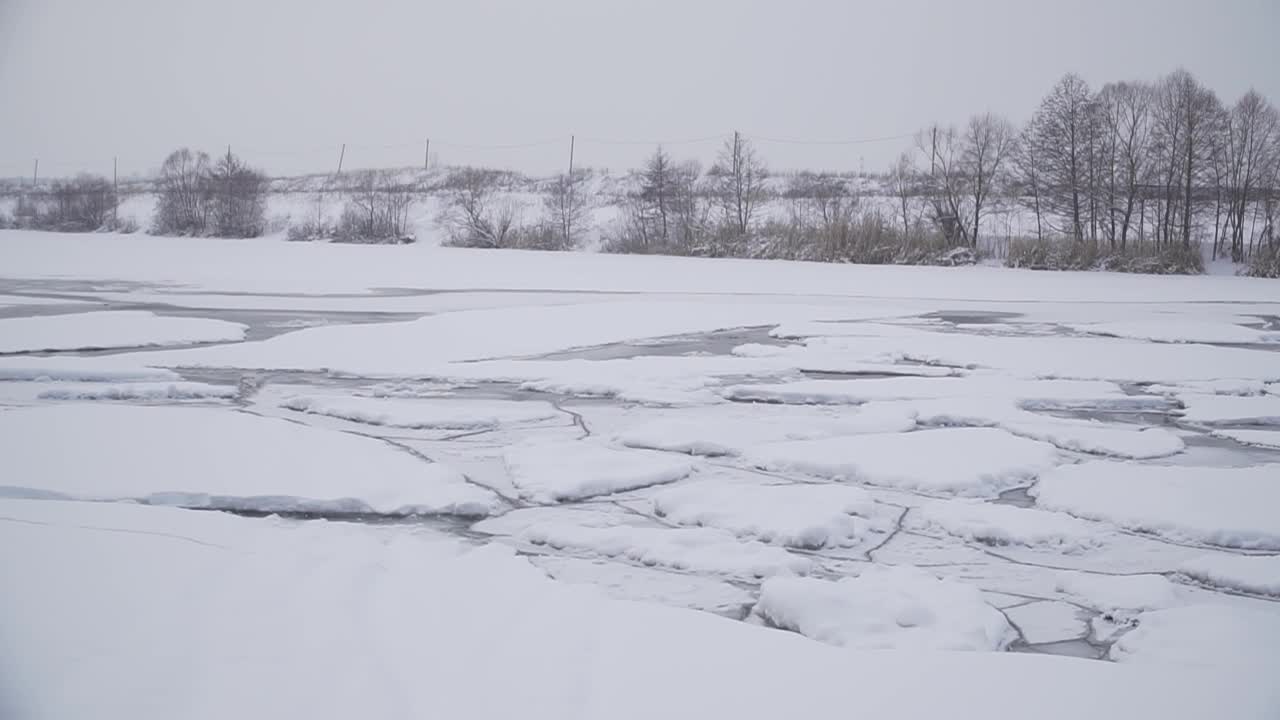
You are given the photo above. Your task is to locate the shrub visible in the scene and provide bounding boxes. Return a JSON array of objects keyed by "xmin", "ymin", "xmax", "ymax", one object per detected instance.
[{"xmin": 1244, "ymin": 244, "xmax": 1280, "ymax": 278}]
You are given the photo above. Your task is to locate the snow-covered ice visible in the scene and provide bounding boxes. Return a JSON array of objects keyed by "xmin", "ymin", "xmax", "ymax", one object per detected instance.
[
  {"xmin": 722, "ymin": 375, "xmax": 1142, "ymax": 407},
  {"xmin": 912, "ymin": 499, "xmax": 1108, "ymax": 552},
  {"xmin": 1176, "ymin": 393, "xmax": 1280, "ymax": 425},
  {"xmin": 756, "ymin": 565, "xmax": 1017, "ymax": 651},
  {"xmin": 1067, "ymin": 320, "xmax": 1280, "ymax": 345},
  {"xmin": 1005, "ymin": 601, "xmax": 1089, "ymax": 644},
  {"xmin": 1179, "ymin": 554, "xmax": 1280, "ymax": 596},
  {"xmin": 0, "ymin": 355, "xmax": 181, "ymax": 382},
  {"xmin": 1209, "ymin": 428, "xmax": 1280, "ymax": 448},
  {"xmin": 746, "ymin": 427, "xmax": 1062, "ymax": 496},
  {"xmin": 280, "ymin": 394, "xmax": 559, "ymax": 429},
  {"xmin": 28, "ymin": 380, "xmax": 236, "ymax": 401},
  {"xmin": 3, "ymin": 497, "xmax": 1272, "ymax": 720},
  {"xmin": 1053, "ymin": 573, "xmax": 1181, "ymax": 614},
  {"xmin": 1032, "ymin": 462, "xmax": 1280, "ymax": 549},
  {"xmin": 0, "ymin": 309, "xmax": 246, "ymax": 353},
  {"xmin": 0, "ymin": 405, "xmax": 499, "ymax": 515},
  {"xmin": 503, "ymin": 440, "xmax": 694, "ymax": 502},
  {"xmin": 1110, "ymin": 604, "xmax": 1280, "ymax": 667},
  {"xmin": 652, "ymin": 480, "xmax": 889, "ymax": 549}
]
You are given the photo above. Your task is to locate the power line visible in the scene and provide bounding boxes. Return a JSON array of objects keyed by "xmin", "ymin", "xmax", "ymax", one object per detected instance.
[
  {"xmin": 744, "ymin": 132, "xmax": 914, "ymax": 146},
  {"xmin": 576, "ymin": 133, "xmax": 726, "ymax": 146}
]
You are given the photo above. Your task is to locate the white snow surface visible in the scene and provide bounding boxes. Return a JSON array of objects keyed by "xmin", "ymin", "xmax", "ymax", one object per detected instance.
[
  {"xmin": 503, "ymin": 440, "xmax": 694, "ymax": 502},
  {"xmin": 1110, "ymin": 605, "xmax": 1280, "ymax": 667},
  {"xmin": 721, "ymin": 376, "xmax": 1139, "ymax": 407},
  {"xmin": 1032, "ymin": 462, "xmax": 1280, "ymax": 549},
  {"xmin": 1067, "ymin": 320, "xmax": 1280, "ymax": 344},
  {"xmin": 0, "ymin": 356, "xmax": 181, "ymax": 382},
  {"xmin": 1006, "ymin": 602, "xmax": 1089, "ymax": 645},
  {"xmin": 1176, "ymin": 393, "xmax": 1280, "ymax": 425},
  {"xmin": 1209, "ymin": 428, "xmax": 1280, "ymax": 448},
  {"xmin": 615, "ymin": 402, "xmax": 917, "ymax": 457},
  {"xmin": 1054, "ymin": 573, "xmax": 1182, "ymax": 614},
  {"xmin": 280, "ymin": 394, "xmax": 559, "ymax": 429},
  {"xmin": 0, "ymin": 310, "xmax": 246, "ymax": 353},
  {"xmin": 756, "ymin": 565, "xmax": 1017, "ymax": 651},
  {"xmin": 3, "ymin": 498, "xmax": 1273, "ymax": 720},
  {"xmin": 912, "ymin": 499, "xmax": 1107, "ymax": 552},
  {"xmin": 0, "ymin": 405, "xmax": 498, "ymax": 516},
  {"xmin": 746, "ymin": 427, "xmax": 1062, "ymax": 496},
  {"xmin": 1179, "ymin": 554, "xmax": 1280, "ymax": 596},
  {"xmin": 652, "ymin": 480, "xmax": 887, "ymax": 549},
  {"xmin": 520, "ymin": 522, "xmax": 810, "ymax": 578}
]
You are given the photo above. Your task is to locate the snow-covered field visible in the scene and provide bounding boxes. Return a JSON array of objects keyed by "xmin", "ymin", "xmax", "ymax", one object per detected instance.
[{"xmin": 1, "ymin": 228, "xmax": 1278, "ymax": 718}]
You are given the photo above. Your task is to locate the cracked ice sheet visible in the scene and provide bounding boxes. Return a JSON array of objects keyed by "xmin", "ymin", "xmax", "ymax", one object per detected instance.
[
  {"xmin": 503, "ymin": 440, "xmax": 694, "ymax": 503},
  {"xmin": 1176, "ymin": 393, "xmax": 1280, "ymax": 425},
  {"xmin": 278, "ymin": 393, "xmax": 560, "ymax": 430},
  {"xmin": 651, "ymin": 478, "xmax": 897, "ymax": 549},
  {"xmin": 0, "ymin": 380, "xmax": 237, "ymax": 403},
  {"xmin": 904, "ymin": 397, "xmax": 1185, "ymax": 459},
  {"xmin": 909, "ymin": 500, "xmax": 1110, "ymax": 553},
  {"xmin": 614, "ymin": 402, "xmax": 917, "ymax": 457},
  {"xmin": 1066, "ymin": 320, "xmax": 1280, "ymax": 344},
  {"xmin": 0, "ymin": 310, "xmax": 246, "ymax": 353},
  {"xmin": 1179, "ymin": 554, "xmax": 1280, "ymax": 596},
  {"xmin": 1110, "ymin": 604, "xmax": 1280, "ymax": 668},
  {"xmin": 757, "ymin": 565, "xmax": 1017, "ymax": 651},
  {"xmin": 1032, "ymin": 462, "xmax": 1280, "ymax": 549},
  {"xmin": 0, "ymin": 355, "xmax": 181, "ymax": 382},
  {"xmin": 745, "ymin": 427, "xmax": 1062, "ymax": 497},
  {"xmin": 121, "ymin": 300, "xmax": 868, "ymax": 374},
  {"xmin": 3, "ymin": 496, "xmax": 1277, "ymax": 719},
  {"xmin": 1005, "ymin": 601, "xmax": 1090, "ymax": 644},
  {"xmin": 1208, "ymin": 428, "xmax": 1280, "ymax": 448},
  {"xmin": 529, "ymin": 555, "xmax": 756, "ymax": 616},
  {"xmin": 0, "ymin": 404, "xmax": 499, "ymax": 516},
  {"xmin": 722, "ymin": 375, "xmax": 1163, "ymax": 411},
  {"xmin": 773, "ymin": 331, "xmax": 1280, "ymax": 383}
]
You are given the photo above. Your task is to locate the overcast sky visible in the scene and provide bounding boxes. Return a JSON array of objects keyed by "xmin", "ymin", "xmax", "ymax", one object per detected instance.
[{"xmin": 1, "ymin": 0, "xmax": 1277, "ymax": 178}]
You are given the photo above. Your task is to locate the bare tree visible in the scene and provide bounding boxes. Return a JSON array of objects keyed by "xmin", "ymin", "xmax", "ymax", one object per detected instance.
[
  {"xmin": 154, "ymin": 148, "xmax": 213, "ymax": 235},
  {"xmin": 918, "ymin": 125, "xmax": 969, "ymax": 246},
  {"xmin": 540, "ymin": 169, "xmax": 590, "ymax": 250},
  {"xmin": 1011, "ymin": 124, "xmax": 1045, "ymax": 242},
  {"xmin": 1152, "ymin": 69, "xmax": 1223, "ymax": 249},
  {"xmin": 962, "ymin": 113, "xmax": 1016, "ymax": 249},
  {"xmin": 1028, "ymin": 74, "xmax": 1094, "ymax": 242},
  {"xmin": 438, "ymin": 168, "xmax": 519, "ymax": 248},
  {"xmin": 209, "ymin": 150, "xmax": 268, "ymax": 238},
  {"xmin": 888, "ymin": 151, "xmax": 917, "ymax": 237},
  {"xmin": 1223, "ymin": 90, "xmax": 1280, "ymax": 261},
  {"xmin": 1097, "ymin": 81, "xmax": 1154, "ymax": 249},
  {"xmin": 708, "ymin": 132, "xmax": 768, "ymax": 243}
]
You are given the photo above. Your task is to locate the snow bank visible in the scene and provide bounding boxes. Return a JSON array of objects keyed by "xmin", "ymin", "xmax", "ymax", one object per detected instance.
[
  {"xmin": 1032, "ymin": 462, "xmax": 1280, "ymax": 549},
  {"xmin": 616, "ymin": 403, "xmax": 916, "ymax": 457},
  {"xmin": 33, "ymin": 381, "xmax": 237, "ymax": 400},
  {"xmin": 0, "ymin": 310, "xmax": 246, "ymax": 353},
  {"xmin": 756, "ymin": 566, "xmax": 1016, "ymax": 651},
  {"xmin": 1148, "ymin": 378, "xmax": 1268, "ymax": 396},
  {"xmin": 4, "ymin": 497, "xmax": 1272, "ymax": 720},
  {"xmin": 910, "ymin": 398, "xmax": 1184, "ymax": 459},
  {"xmin": 280, "ymin": 394, "xmax": 559, "ymax": 429},
  {"xmin": 0, "ymin": 405, "xmax": 499, "ymax": 516},
  {"xmin": 746, "ymin": 427, "xmax": 1062, "ymax": 496},
  {"xmin": 1110, "ymin": 605, "xmax": 1280, "ymax": 667},
  {"xmin": 722, "ymin": 376, "xmax": 1138, "ymax": 407},
  {"xmin": 503, "ymin": 441, "xmax": 694, "ymax": 502},
  {"xmin": 1054, "ymin": 573, "xmax": 1181, "ymax": 613},
  {"xmin": 652, "ymin": 480, "xmax": 887, "ymax": 549},
  {"xmin": 520, "ymin": 523, "xmax": 810, "ymax": 578},
  {"xmin": 1177, "ymin": 393, "xmax": 1280, "ymax": 425},
  {"xmin": 1068, "ymin": 321, "xmax": 1280, "ymax": 345},
  {"xmin": 912, "ymin": 499, "xmax": 1107, "ymax": 552},
  {"xmin": 1179, "ymin": 554, "xmax": 1280, "ymax": 596}
]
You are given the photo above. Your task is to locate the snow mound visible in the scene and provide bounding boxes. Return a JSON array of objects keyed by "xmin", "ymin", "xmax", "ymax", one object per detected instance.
[
  {"xmin": 1110, "ymin": 605, "xmax": 1280, "ymax": 667},
  {"xmin": 34, "ymin": 381, "xmax": 237, "ymax": 401},
  {"xmin": 0, "ymin": 310, "xmax": 246, "ymax": 353},
  {"xmin": 520, "ymin": 523, "xmax": 809, "ymax": 578},
  {"xmin": 1032, "ymin": 462, "xmax": 1280, "ymax": 549},
  {"xmin": 913, "ymin": 499, "xmax": 1107, "ymax": 552},
  {"xmin": 503, "ymin": 441, "xmax": 694, "ymax": 502},
  {"xmin": 910, "ymin": 398, "xmax": 1184, "ymax": 459},
  {"xmin": 1068, "ymin": 321, "xmax": 1280, "ymax": 345},
  {"xmin": 0, "ymin": 405, "xmax": 498, "ymax": 516},
  {"xmin": 722, "ymin": 376, "xmax": 1138, "ymax": 407},
  {"xmin": 1054, "ymin": 573, "xmax": 1181, "ymax": 613},
  {"xmin": 746, "ymin": 427, "xmax": 1061, "ymax": 496},
  {"xmin": 280, "ymin": 394, "xmax": 559, "ymax": 429},
  {"xmin": 616, "ymin": 403, "xmax": 916, "ymax": 457},
  {"xmin": 652, "ymin": 480, "xmax": 886, "ymax": 549},
  {"xmin": 1177, "ymin": 394, "xmax": 1280, "ymax": 425},
  {"xmin": 1179, "ymin": 554, "xmax": 1280, "ymax": 597},
  {"xmin": 756, "ymin": 566, "xmax": 1016, "ymax": 651}
]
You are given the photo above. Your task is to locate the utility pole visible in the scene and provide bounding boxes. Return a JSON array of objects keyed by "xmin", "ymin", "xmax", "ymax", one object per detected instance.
[
  {"xmin": 565, "ymin": 135, "xmax": 576, "ymax": 245},
  {"xmin": 568, "ymin": 134, "xmax": 575, "ymax": 178},
  {"xmin": 32, "ymin": 159, "xmax": 38, "ymax": 187},
  {"xmin": 336, "ymin": 144, "xmax": 346, "ymax": 175},
  {"xmin": 424, "ymin": 139, "xmax": 430, "ymax": 171}
]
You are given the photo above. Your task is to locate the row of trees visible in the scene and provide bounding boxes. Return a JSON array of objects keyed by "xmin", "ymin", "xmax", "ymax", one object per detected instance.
[{"xmin": 154, "ymin": 148, "xmax": 269, "ymax": 237}]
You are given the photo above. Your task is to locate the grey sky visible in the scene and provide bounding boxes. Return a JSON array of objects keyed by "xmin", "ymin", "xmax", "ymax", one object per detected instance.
[{"xmin": 2, "ymin": 0, "xmax": 1277, "ymax": 179}]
